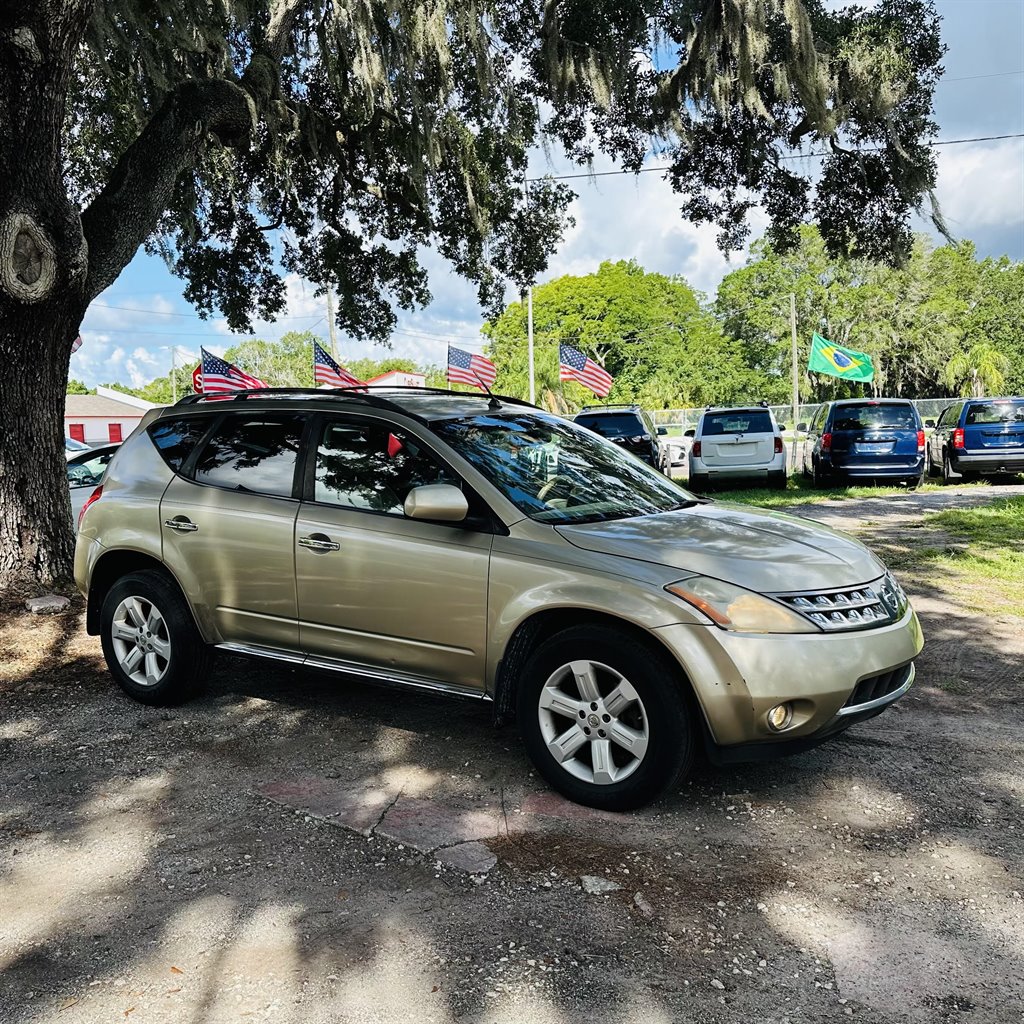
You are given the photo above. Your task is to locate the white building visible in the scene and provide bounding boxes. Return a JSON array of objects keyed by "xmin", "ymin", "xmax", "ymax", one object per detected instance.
[
  {"xmin": 65, "ymin": 386, "xmax": 161, "ymax": 446},
  {"xmin": 365, "ymin": 370, "xmax": 426, "ymax": 389}
]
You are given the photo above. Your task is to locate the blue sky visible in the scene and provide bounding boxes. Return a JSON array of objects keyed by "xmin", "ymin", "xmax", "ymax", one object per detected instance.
[{"xmin": 71, "ymin": 0, "xmax": 1024, "ymax": 389}]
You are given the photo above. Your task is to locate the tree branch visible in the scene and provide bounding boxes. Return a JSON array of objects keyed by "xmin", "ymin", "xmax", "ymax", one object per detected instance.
[{"xmin": 80, "ymin": 78, "xmax": 254, "ymax": 302}]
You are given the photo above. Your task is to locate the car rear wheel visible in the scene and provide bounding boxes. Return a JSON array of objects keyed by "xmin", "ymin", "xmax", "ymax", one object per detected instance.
[
  {"xmin": 688, "ymin": 472, "xmax": 710, "ymax": 492},
  {"xmin": 769, "ymin": 470, "xmax": 787, "ymax": 490},
  {"xmin": 100, "ymin": 570, "xmax": 211, "ymax": 706},
  {"xmin": 516, "ymin": 625, "xmax": 695, "ymax": 810},
  {"xmin": 811, "ymin": 459, "xmax": 826, "ymax": 488}
]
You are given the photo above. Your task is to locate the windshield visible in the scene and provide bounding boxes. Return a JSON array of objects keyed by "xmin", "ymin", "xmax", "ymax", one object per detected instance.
[
  {"xmin": 65, "ymin": 436, "xmax": 91, "ymax": 451},
  {"xmin": 432, "ymin": 412, "xmax": 695, "ymax": 524},
  {"xmin": 574, "ymin": 413, "xmax": 647, "ymax": 439},
  {"xmin": 702, "ymin": 411, "xmax": 773, "ymax": 435},
  {"xmin": 965, "ymin": 400, "xmax": 1024, "ymax": 425},
  {"xmin": 832, "ymin": 403, "xmax": 917, "ymax": 431}
]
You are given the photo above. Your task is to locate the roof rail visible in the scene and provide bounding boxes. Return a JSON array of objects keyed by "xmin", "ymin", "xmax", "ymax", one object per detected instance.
[
  {"xmin": 577, "ymin": 403, "xmax": 640, "ymax": 413},
  {"xmin": 175, "ymin": 385, "xmax": 538, "ymax": 414}
]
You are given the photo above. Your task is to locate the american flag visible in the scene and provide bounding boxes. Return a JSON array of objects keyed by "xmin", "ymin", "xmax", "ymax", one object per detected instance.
[
  {"xmin": 559, "ymin": 343, "xmax": 613, "ymax": 397},
  {"xmin": 447, "ymin": 346, "xmax": 497, "ymax": 390},
  {"xmin": 314, "ymin": 340, "xmax": 365, "ymax": 389},
  {"xmin": 200, "ymin": 347, "xmax": 268, "ymax": 393},
  {"xmin": 71, "ymin": 334, "xmax": 83, "ymax": 354}
]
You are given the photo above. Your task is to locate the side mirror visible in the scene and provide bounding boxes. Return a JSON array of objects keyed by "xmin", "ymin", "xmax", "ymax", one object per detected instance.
[
  {"xmin": 656, "ymin": 426, "xmax": 668, "ymax": 436},
  {"xmin": 404, "ymin": 483, "xmax": 468, "ymax": 523},
  {"xmin": 777, "ymin": 423, "xmax": 786, "ymax": 432},
  {"xmin": 925, "ymin": 419, "xmax": 935, "ymax": 428},
  {"xmin": 683, "ymin": 429, "xmax": 695, "ymax": 438},
  {"xmin": 796, "ymin": 422, "xmax": 808, "ymax": 433}
]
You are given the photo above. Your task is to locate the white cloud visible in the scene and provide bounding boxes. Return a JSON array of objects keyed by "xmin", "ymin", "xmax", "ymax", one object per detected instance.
[{"xmin": 931, "ymin": 138, "xmax": 1024, "ymax": 232}]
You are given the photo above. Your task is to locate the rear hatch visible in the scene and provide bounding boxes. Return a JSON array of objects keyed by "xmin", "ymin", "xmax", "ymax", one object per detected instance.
[
  {"xmin": 574, "ymin": 412, "xmax": 653, "ymax": 460},
  {"xmin": 699, "ymin": 409, "xmax": 775, "ymax": 468},
  {"xmin": 829, "ymin": 402, "xmax": 920, "ymax": 469},
  {"xmin": 962, "ymin": 399, "xmax": 1024, "ymax": 453}
]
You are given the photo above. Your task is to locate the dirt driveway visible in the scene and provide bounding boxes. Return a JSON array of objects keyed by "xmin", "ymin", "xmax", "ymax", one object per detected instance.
[{"xmin": 1, "ymin": 486, "xmax": 1022, "ymax": 1024}]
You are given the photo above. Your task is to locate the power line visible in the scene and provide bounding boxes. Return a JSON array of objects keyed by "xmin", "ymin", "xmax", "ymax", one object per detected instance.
[
  {"xmin": 940, "ymin": 70, "xmax": 1023, "ymax": 83},
  {"xmin": 526, "ymin": 133, "xmax": 1024, "ymax": 182},
  {"xmin": 91, "ymin": 301, "xmax": 323, "ymax": 321}
]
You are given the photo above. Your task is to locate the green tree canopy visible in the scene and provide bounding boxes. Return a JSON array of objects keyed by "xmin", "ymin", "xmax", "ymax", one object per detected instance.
[
  {"xmin": 484, "ymin": 260, "xmax": 759, "ymax": 410},
  {"xmin": 65, "ymin": 378, "xmax": 92, "ymax": 395}
]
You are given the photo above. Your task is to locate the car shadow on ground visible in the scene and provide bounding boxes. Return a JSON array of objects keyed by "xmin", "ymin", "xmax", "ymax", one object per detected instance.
[{"xmin": 2, "ymin": 602, "xmax": 1023, "ymax": 1022}]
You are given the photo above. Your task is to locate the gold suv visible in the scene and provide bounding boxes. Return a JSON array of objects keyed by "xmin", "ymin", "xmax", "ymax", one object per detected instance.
[{"xmin": 75, "ymin": 389, "xmax": 924, "ymax": 809}]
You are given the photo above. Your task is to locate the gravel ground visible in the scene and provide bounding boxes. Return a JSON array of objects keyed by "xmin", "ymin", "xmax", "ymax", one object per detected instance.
[{"xmin": 1, "ymin": 485, "xmax": 1022, "ymax": 1024}]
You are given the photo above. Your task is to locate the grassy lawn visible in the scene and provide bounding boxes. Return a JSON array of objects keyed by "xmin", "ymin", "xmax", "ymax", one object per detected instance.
[{"xmin": 687, "ymin": 474, "xmax": 953, "ymax": 509}]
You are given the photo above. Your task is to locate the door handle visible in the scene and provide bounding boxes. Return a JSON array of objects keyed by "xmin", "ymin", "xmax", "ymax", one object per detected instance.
[
  {"xmin": 298, "ymin": 533, "xmax": 340, "ymax": 553},
  {"xmin": 163, "ymin": 517, "xmax": 198, "ymax": 533}
]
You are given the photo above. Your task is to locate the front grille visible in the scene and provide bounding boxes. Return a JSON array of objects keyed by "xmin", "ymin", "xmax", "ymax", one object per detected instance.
[
  {"xmin": 843, "ymin": 663, "xmax": 913, "ymax": 709},
  {"xmin": 772, "ymin": 576, "xmax": 906, "ymax": 632}
]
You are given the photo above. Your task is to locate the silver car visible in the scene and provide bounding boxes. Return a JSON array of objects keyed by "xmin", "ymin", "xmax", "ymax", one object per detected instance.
[{"xmin": 76, "ymin": 389, "xmax": 922, "ymax": 810}]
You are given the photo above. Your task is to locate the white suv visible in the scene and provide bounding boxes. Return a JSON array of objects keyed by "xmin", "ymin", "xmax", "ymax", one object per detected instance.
[{"xmin": 688, "ymin": 405, "xmax": 787, "ymax": 490}]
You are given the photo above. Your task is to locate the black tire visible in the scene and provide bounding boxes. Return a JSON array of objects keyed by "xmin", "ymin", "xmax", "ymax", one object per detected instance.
[
  {"xmin": 769, "ymin": 470, "xmax": 788, "ymax": 490},
  {"xmin": 811, "ymin": 459, "xmax": 827, "ymax": 488},
  {"xmin": 688, "ymin": 472, "xmax": 710, "ymax": 493},
  {"xmin": 942, "ymin": 450, "xmax": 962, "ymax": 485},
  {"xmin": 516, "ymin": 625, "xmax": 695, "ymax": 811},
  {"xmin": 100, "ymin": 569, "xmax": 211, "ymax": 706},
  {"xmin": 927, "ymin": 453, "xmax": 940, "ymax": 478}
]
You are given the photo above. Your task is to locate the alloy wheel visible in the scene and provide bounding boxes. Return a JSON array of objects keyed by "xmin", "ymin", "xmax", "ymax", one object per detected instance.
[
  {"xmin": 110, "ymin": 596, "xmax": 171, "ymax": 687},
  {"xmin": 537, "ymin": 660, "xmax": 649, "ymax": 785}
]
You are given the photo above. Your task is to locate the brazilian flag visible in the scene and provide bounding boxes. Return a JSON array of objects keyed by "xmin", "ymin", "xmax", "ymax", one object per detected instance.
[{"xmin": 807, "ymin": 332, "xmax": 874, "ymax": 383}]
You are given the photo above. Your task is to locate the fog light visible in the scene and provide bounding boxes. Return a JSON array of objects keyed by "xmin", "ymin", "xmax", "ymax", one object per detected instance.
[{"xmin": 767, "ymin": 703, "xmax": 793, "ymax": 732}]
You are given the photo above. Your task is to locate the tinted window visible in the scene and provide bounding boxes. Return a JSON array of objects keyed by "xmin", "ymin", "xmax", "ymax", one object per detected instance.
[
  {"xmin": 194, "ymin": 415, "xmax": 305, "ymax": 497},
  {"xmin": 314, "ymin": 420, "xmax": 456, "ymax": 514},
  {"xmin": 433, "ymin": 412, "xmax": 693, "ymax": 525},
  {"xmin": 574, "ymin": 413, "xmax": 647, "ymax": 439},
  {"xmin": 964, "ymin": 400, "xmax": 1024, "ymax": 425},
  {"xmin": 702, "ymin": 411, "xmax": 773, "ymax": 435},
  {"xmin": 150, "ymin": 416, "xmax": 215, "ymax": 472},
  {"xmin": 831, "ymin": 404, "xmax": 917, "ymax": 431}
]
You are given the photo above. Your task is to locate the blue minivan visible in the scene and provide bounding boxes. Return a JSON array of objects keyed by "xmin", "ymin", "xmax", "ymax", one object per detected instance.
[
  {"xmin": 800, "ymin": 399, "xmax": 925, "ymax": 487},
  {"xmin": 927, "ymin": 397, "xmax": 1024, "ymax": 483}
]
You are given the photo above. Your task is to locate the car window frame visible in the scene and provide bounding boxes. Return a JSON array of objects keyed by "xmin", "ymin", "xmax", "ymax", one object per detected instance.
[
  {"xmin": 298, "ymin": 411, "xmax": 504, "ymax": 534},
  {"xmin": 66, "ymin": 448, "xmax": 117, "ymax": 489},
  {"xmin": 178, "ymin": 410, "xmax": 313, "ymax": 502}
]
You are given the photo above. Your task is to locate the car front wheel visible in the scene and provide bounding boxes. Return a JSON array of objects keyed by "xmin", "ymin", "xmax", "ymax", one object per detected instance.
[
  {"xmin": 516, "ymin": 625, "xmax": 695, "ymax": 810},
  {"xmin": 100, "ymin": 570, "xmax": 211, "ymax": 705}
]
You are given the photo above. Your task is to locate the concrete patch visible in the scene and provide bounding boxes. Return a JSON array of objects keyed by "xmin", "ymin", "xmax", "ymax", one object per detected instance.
[
  {"xmin": 376, "ymin": 796, "xmax": 503, "ymax": 853},
  {"xmin": 436, "ymin": 841, "xmax": 498, "ymax": 874},
  {"xmin": 257, "ymin": 777, "xmax": 398, "ymax": 835}
]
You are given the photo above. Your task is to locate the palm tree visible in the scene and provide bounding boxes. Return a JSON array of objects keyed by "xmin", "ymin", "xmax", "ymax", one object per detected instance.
[{"xmin": 942, "ymin": 342, "xmax": 1011, "ymax": 398}]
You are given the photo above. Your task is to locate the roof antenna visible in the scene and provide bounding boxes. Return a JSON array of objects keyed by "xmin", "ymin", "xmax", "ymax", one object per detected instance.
[{"xmin": 471, "ymin": 371, "xmax": 502, "ymax": 410}]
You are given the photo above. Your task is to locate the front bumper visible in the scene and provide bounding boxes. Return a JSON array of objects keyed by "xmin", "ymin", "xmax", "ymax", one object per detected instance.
[{"xmin": 653, "ymin": 605, "xmax": 924, "ymax": 753}]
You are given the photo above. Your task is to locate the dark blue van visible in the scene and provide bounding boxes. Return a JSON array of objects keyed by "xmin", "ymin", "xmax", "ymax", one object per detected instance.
[
  {"xmin": 800, "ymin": 399, "xmax": 925, "ymax": 487},
  {"xmin": 927, "ymin": 397, "xmax": 1024, "ymax": 483}
]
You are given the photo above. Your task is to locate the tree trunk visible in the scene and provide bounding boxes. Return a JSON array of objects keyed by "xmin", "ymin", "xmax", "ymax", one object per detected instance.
[
  {"xmin": 0, "ymin": 8, "xmax": 90, "ymax": 592},
  {"xmin": 0, "ymin": 309, "xmax": 78, "ymax": 591}
]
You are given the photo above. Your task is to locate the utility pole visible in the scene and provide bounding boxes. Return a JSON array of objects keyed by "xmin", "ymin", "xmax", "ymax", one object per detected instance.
[
  {"xmin": 527, "ymin": 285, "xmax": 535, "ymax": 405},
  {"xmin": 161, "ymin": 346, "xmax": 179, "ymax": 402},
  {"xmin": 789, "ymin": 292, "xmax": 799, "ymax": 463},
  {"xmin": 326, "ymin": 290, "xmax": 339, "ymax": 360}
]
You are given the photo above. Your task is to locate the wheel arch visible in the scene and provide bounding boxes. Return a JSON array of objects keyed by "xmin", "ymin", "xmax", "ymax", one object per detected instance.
[
  {"xmin": 491, "ymin": 608, "xmax": 699, "ymax": 726},
  {"xmin": 86, "ymin": 549, "xmax": 204, "ymax": 638}
]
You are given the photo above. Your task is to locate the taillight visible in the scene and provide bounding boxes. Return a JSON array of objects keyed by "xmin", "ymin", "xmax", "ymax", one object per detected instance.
[
  {"xmin": 774, "ymin": 436, "xmax": 784, "ymax": 454},
  {"xmin": 78, "ymin": 485, "xmax": 103, "ymax": 528},
  {"xmin": 692, "ymin": 440, "xmax": 702, "ymax": 458},
  {"xmin": 821, "ymin": 432, "xmax": 832, "ymax": 452},
  {"xmin": 952, "ymin": 427, "xmax": 965, "ymax": 450},
  {"xmin": 916, "ymin": 429, "xmax": 926, "ymax": 450}
]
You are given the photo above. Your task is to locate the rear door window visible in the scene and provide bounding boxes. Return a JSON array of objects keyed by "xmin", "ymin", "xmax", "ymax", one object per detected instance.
[
  {"xmin": 193, "ymin": 415, "xmax": 306, "ymax": 497},
  {"xmin": 831, "ymin": 404, "xmax": 917, "ymax": 431},
  {"xmin": 701, "ymin": 410, "xmax": 773, "ymax": 435},
  {"xmin": 149, "ymin": 416, "xmax": 215, "ymax": 473}
]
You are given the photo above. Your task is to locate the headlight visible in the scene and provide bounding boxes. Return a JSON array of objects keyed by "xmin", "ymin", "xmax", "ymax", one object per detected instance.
[{"xmin": 665, "ymin": 576, "xmax": 820, "ymax": 634}]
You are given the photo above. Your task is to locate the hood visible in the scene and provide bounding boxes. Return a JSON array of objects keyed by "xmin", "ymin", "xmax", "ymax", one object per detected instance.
[{"xmin": 555, "ymin": 502, "xmax": 884, "ymax": 593}]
